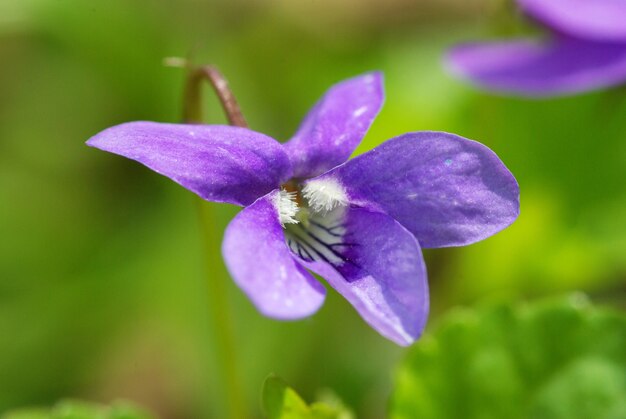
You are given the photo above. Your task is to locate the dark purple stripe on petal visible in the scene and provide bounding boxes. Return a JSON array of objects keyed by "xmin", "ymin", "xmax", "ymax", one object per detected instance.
[
  {"xmin": 289, "ymin": 206, "xmax": 429, "ymax": 346},
  {"xmin": 222, "ymin": 191, "xmax": 326, "ymax": 319},
  {"xmin": 87, "ymin": 121, "xmax": 292, "ymax": 206}
]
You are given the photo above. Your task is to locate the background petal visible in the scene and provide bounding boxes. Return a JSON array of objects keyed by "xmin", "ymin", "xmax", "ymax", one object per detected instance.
[
  {"xmin": 222, "ymin": 191, "xmax": 326, "ymax": 319},
  {"xmin": 87, "ymin": 121, "xmax": 292, "ymax": 206},
  {"xmin": 283, "ymin": 72, "xmax": 384, "ymax": 179},
  {"xmin": 293, "ymin": 207, "xmax": 429, "ymax": 346},
  {"xmin": 519, "ymin": 0, "xmax": 626, "ymax": 42},
  {"xmin": 446, "ymin": 37, "xmax": 626, "ymax": 97},
  {"xmin": 314, "ymin": 132, "xmax": 519, "ymax": 248}
]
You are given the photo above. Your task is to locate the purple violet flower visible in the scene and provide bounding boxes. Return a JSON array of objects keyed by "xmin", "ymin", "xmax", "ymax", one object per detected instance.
[
  {"xmin": 446, "ymin": 0, "xmax": 626, "ymax": 97},
  {"xmin": 87, "ymin": 73, "xmax": 519, "ymax": 345}
]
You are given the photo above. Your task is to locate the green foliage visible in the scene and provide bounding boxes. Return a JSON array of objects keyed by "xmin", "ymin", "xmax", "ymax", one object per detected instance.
[
  {"xmin": 391, "ymin": 295, "xmax": 626, "ymax": 419},
  {"xmin": 262, "ymin": 375, "xmax": 353, "ymax": 419},
  {"xmin": 1, "ymin": 400, "xmax": 155, "ymax": 419}
]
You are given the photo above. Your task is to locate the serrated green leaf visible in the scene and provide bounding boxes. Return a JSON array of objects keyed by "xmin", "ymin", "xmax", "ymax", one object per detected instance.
[
  {"xmin": 262, "ymin": 375, "xmax": 352, "ymax": 419},
  {"xmin": 1, "ymin": 400, "xmax": 155, "ymax": 419},
  {"xmin": 390, "ymin": 295, "xmax": 626, "ymax": 419}
]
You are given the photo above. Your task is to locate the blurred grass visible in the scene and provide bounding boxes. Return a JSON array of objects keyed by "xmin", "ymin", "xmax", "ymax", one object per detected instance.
[{"xmin": 0, "ymin": 0, "xmax": 624, "ymax": 418}]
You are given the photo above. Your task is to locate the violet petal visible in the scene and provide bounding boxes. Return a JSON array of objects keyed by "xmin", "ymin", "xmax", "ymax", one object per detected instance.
[
  {"xmin": 222, "ymin": 191, "xmax": 326, "ymax": 319},
  {"xmin": 283, "ymin": 72, "xmax": 384, "ymax": 179},
  {"xmin": 311, "ymin": 131, "xmax": 519, "ymax": 248},
  {"xmin": 288, "ymin": 206, "xmax": 429, "ymax": 346},
  {"xmin": 519, "ymin": 0, "xmax": 626, "ymax": 42},
  {"xmin": 446, "ymin": 37, "xmax": 626, "ymax": 97},
  {"xmin": 87, "ymin": 121, "xmax": 292, "ymax": 206}
]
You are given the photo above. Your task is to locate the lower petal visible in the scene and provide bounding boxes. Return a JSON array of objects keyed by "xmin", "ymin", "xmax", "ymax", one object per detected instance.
[
  {"xmin": 286, "ymin": 206, "xmax": 429, "ymax": 346},
  {"xmin": 222, "ymin": 191, "xmax": 326, "ymax": 319},
  {"xmin": 446, "ymin": 37, "xmax": 626, "ymax": 96}
]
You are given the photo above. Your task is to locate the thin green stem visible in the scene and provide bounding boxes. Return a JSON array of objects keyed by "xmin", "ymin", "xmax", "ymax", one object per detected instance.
[
  {"xmin": 196, "ymin": 200, "xmax": 246, "ymax": 419},
  {"xmin": 183, "ymin": 64, "xmax": 247, "ymax": 418}
]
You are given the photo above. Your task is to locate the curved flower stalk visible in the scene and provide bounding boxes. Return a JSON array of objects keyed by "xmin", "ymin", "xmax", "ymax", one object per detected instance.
[
  {"xmin": 446, "ymin": 0, "xmax": 626, "ymax": 97},
  {"xmin": 87, "ymin": 72, "xmax": 519, "ymax": 345}
]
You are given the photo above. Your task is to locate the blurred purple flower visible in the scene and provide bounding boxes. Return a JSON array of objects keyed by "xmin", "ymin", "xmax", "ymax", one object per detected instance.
[
  {"xmin": 446, "ymin": 0, "xmax": 626, "ymax": 97},
  {"xmin": 87, "ymin": 73, "xmax": 519, "ymax": 345}
]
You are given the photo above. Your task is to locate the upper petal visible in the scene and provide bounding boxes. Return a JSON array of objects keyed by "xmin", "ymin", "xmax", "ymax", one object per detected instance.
[
  {"xmin": 222, "ymin": 191, "xmax": 326, "ymax": 319},
  {"xmin": 283, "ymin": 72, "xmax": 384, "ymax": 179},
  {"xmin": 87, "ymin": 121, "xmax": 292, "ymax": 206},
  {"xmin": 287, "ymin": 206, "xmax": 429, "ymax": 346},
  {"xmin": 446, "ymin": 37, "xmax": 626, "ymax": 97},
  {"xmin": 311, "ymin": 132, "xmax": 519, "ymax": 248},
  {"xmin": 519, "ymin": 0, "xmax": 626, "ymax": 42}
]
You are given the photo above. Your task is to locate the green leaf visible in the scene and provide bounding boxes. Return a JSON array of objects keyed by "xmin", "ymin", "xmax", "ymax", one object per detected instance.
[
  {"xmin": 390, "ymin": 295, "xmax": 626, "ymax": 419},
  {"xmin": 262, "ymin": 375, "xmax": 353, "ymax": 419},
  {"xmin": 1, "ymin": 400, "xmax": 156, "ymax": 419}
]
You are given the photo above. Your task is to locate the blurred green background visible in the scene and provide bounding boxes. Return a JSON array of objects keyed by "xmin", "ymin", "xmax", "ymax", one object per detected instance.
[{"xmin": 0, "ymin": 0, "xmax": 624, "ymax": 418}]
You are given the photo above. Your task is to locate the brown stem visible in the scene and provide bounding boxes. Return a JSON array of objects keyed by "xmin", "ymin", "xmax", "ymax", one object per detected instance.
[{"xmin": 183, "ymin": 65, "xmax": 248, "ymax": 127}]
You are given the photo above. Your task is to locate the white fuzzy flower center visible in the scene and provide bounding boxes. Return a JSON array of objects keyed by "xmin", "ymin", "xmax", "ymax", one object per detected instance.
[
  {"xmin": 302, "ymin": 178, "xmax": 348, "ymax": 214},
  {"xmin": 273, "ymin": 189, "xmax": 299, "ymax": 226}
]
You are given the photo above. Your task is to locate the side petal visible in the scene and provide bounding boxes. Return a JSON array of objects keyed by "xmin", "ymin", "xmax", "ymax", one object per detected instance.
[
  {"xmin": 283, "ymin": 72, "xmax": 384, "ymax": 179},
  {"xmin": 310, "ymin": 132, "xmax": 519, "ymax": 248},
  {"xmin": 286, "ymin": 207, "xmax": 429, "ymax": 346},
  {"xmin": 222, "ymin": 191, "xmax": 326, "ymax": 319},
  {"xmin": 446, "ymin": 37, "xmax": 626, "ymax": 97},
  {"xmin": 519, "ymin": 0, "xmax": 626, "ymax": 42},
  {"xmin": 87, "ymin": 121, "xmax": 292, "ymax": 206}
]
